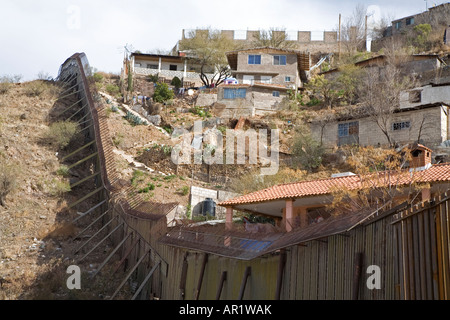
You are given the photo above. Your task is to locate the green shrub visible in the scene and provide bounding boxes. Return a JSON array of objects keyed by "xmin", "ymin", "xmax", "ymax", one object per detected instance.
[
  {"xmin": 147, "ymin": 74, "xmax": 159, "ymax": 83},
  {"xmin": 153, "ymin": 82, "xmax": 174, "ymax": 103},
  {"xmin": 179, "ymin": 185, "xmax": 189, "ymax": 196},
  {"xmin": 48, "ymin": 178, "xmax": 71, "ymax": 197},
  {"xmin": 0, "ymin": 77, "xmax": 12, "ymax": 95},
  {"xmin": 93, "ymin": 72, "xmax": 104, "ymax": 83},
  {"xmin": 0, "ymin": 163, "xmax": 18, "ymax": 207},
  {"xmin": 45, "ymin": 121, "xmax": 79, "ymax": 150},
  {"xmin": 24, "ymin": 80, "xmax": 47, "ymax": 97},
  {"xmin": 56, "ymin": 165, "xmax": 70, "ymax": 177},
  {"xmin": 106, "ymin": 84, "xmax": 120, "ymax": 96}
]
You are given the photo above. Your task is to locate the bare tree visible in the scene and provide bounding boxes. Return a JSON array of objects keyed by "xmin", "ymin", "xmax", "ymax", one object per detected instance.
[
  {"xmin": 358, "ymin": 46, "xmax": 417, "ymax": 147},
  {"xmin": 251, "ymin": 28, "xmax": 296, "ymax": 49},
  {"xmin": 340, "ymin": 4, "xmax": 368, "ymax": 54}
]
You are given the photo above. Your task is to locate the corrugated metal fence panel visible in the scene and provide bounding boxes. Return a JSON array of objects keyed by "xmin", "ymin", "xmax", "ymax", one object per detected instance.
[{"xmin": 392, "ymin": 194, "xmax": 450, "ymax": 300}]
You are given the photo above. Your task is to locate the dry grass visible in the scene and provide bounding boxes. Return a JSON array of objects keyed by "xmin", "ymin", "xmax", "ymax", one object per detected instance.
[{"xmin": 0, "ymin": 82, "xmax": 125, "ymax": 300}]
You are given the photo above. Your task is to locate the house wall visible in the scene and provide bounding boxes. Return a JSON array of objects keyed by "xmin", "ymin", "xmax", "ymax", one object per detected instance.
[
  {"xmin": 235, "ymin": 51, "xmax": 299, "ymax": 86},
  {"xmin": 399, "ymin": 84, "xmax": 450, "ymax": 109},
  {"xmin": 216, "ymin": 85, "xmax": 287, "ymax": 118},
  {"xmin": 311, "ymin": 106, "xmax": 447, "ymax": 149},
  {"xmin": 182, "ymin": 29, "xmax": 339, "ymax": 54},
  {"xmin": 190, "ymin": 186, "xmax": 239, "ymax": 219}
]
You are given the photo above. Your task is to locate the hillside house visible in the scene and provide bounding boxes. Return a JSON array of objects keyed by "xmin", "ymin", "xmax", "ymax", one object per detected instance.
[
  {"xmin": 214, "ymin": 47, "xmax": 310, "ymax": 117},
  {"xmin": 219, "ymin": 144, "xmax": 450, "ymax": 233},
  {"xmin": 320, "ymin": 54, "xmax": 445, "ymax": 85},
  {"xmin": 371, "ymin": 3, "xmax": 450, "ymax": 51},
  {"xmin": 310, "ymin": 80, "xmax": 450, "ymax": 150},
  {"xmin": 130, "ymin": 52, "xmax": 212, "ymax": 87}
]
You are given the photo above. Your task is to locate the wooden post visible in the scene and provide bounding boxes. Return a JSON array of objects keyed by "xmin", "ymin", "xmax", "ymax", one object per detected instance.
[
  {"xmin": 215, "ymin": 271, "xmax": 227, "ymax": 300},
  {"xmin": 179, "ymin": 254, "xmax": 189, "ymax": 299},
  {"xmin": 131, "ymin": 261, "xmax": 161, "ymax": 300},
  {"xmin": 194, "ymin": 253, "xmax": 208, "ymax": 300},
  {"xmin": 91, "ymin": 233, "xmax": 131, "ymax": 278},
  {"xmin": 275, "ymin": 249, "xmax": 287, "ymax": 300},
  {"xmin": 113, "ymin": 237, "xmax": 140, "ymax": 274},
  {"xmin": 74, "ymin": 216, "xmax": 116, "ymax": 254},
  {"xmin": 72, "ymin": 199, "xmax": 106, "ymax": 223},
  {"xmin": 352, "ymin": 252, "xmax": 364, "ymax": 300},
  {"xmin": 110, "ymin": 250, "xmax": 150, "ymax": 300},
  {"xmin": 238, "ymin": 266, "xmax": 251, "ymax": 300},
  {"xmin": 74, "ymin": 208, "xmax": 110, "ymax": 239},
  {"xmin": 78, "ymin": 222, "xmax": 124, "ymax": 262}
]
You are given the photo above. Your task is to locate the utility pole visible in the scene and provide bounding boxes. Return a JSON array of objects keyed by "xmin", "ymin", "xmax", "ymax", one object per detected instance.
[
  {"xmin": 339, "ymin": 13, "xmax": 341, "ymax": 62},
  {"xmin": 365, "ymin": 15, "xmax": 368, "ymax": 52}
]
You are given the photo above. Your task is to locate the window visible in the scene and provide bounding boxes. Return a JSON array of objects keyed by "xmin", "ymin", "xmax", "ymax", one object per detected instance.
[
  {"xmin": 243, "ymin": 75, "xmax": 254, "ymax": 84},
  {"xmin": 392, "ymin": 121, "xmax": 411, "ymax": 131},
  {"xmin": 395, "ymin": 21, "xmax": 402, "ymax": 30},
  {"xmin": 273, "ymin": 55, "xmax": 287, "ymax": 65},
  {"xmin": 285, "ymin": 76, "xmax": 291, "ymax": 82},
  {"xmin": 409, "ymin": 90, "xmax": 421, "ymax": 103},
  {"xmin": 406, "ymin": 17, "xmax": 414, "ymax": 25},
  {"xmin": 169, "ymin": 65, "xmax": 177, "ymax": 71},
  {"xmin": 272, "ymin": 91, "xmax": 280, "ymax": 97},
  {"xmin": 224, "ymin": 88, "xmax": 247, "ymax": 99},
  {"xmin": 135, "ymin": 63, "xmax": 141, "ymax": 67},
  {"xmin": 338, "ymin": 121, "xmax": 359, "ymax": 146},
  {"xmin": 147, "ymin": 64, "xmax": 158, "ymax": 69},
  {"xmin": 260, "ymin": 76, "xmax": 272, "ymax": 84},
  {"xmin": 248, "ymin": 55, "xmax": 261, "ymax": 65}
]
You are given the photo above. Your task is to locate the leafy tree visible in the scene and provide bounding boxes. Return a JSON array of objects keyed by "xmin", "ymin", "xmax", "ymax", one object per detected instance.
[
  {"xmin": 179, "ymin": 28, "xmax": 237, "ymax": 87},
  {"xmin": 305, "ymin": 75, "xmax": 341, "ymax": 108},
  {"xmin": 411, "ymin": 24, "xmax": 432, "ymax": 52},
  {"xmin": 153, "ymin": 82, "xmax": 174, "ymax": 103}
]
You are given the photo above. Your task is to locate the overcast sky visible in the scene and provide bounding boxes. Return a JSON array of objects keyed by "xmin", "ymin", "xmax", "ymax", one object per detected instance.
[{"xmin": 0, "ymin": 0, "xmax": 445, "ymax": 81}]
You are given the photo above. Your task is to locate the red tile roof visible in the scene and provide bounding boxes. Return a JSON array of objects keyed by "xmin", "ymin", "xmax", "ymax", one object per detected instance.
[{"xmin": 219, "ymin": 163, "xmax": 450, "ymax": 206}]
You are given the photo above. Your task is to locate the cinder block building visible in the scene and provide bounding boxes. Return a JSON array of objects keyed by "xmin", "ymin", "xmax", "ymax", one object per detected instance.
[{"xmin": 214, "ymin": 47, "xmax": 311, "ymax": 117}]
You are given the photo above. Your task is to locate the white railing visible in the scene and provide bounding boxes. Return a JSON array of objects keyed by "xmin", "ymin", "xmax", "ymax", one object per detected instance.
[{"xmin": 134, "ymin": 67, "xmax": 215, "ymax": 81}]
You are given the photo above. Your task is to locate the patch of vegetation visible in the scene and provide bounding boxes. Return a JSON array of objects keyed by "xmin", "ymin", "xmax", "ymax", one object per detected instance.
[
  {"xmin": 178, "ymin": 185, "xmax": 189, "ymax": 196},
  {"xmin": 105, "ymin": 84, "xmax": 120, "ymax": 96},
  {"xmin": 56, "ymin": 165, "xmax": 70, "ymax": 177},
  {"xmin": 0, "ymin": 162, "xmax": 18, "ymax": 207},
  {"xmin": 190, "ymin": 106, "xmax": 212, "ymax": 118},
  {"xmin": 44, "ymin": 121, "xmax": 80, "ymax": 150},
  {"xmin": 125, "ymin": 111, "xmax": 148, "ymax": 126},
  {"xmin": 153, "ymin": 82, "xmax": 174, "ymax": 103},
  {"xmin": 24, "ymin": 80, "xmax": 48, "ymax": 97},
  {"xmin": 47, "ymin": 178, "xmax": 71, "ymax": 197},
  {"xmin": 131, "ymin": 169, "xmax": 146, "ymax": 186}
]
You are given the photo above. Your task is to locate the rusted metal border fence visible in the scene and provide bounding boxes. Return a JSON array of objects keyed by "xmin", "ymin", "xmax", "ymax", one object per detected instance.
[
  {"xmin": 57, "ymin": 52, "xmax": 450, "ymax": 300},
  {"xmin": 58, "ymin": 53, "xmax": 173, "ymax": 300},
  {"xmin": 392, "ymin": 193, "xmax": 450, "ymax": 299}
]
